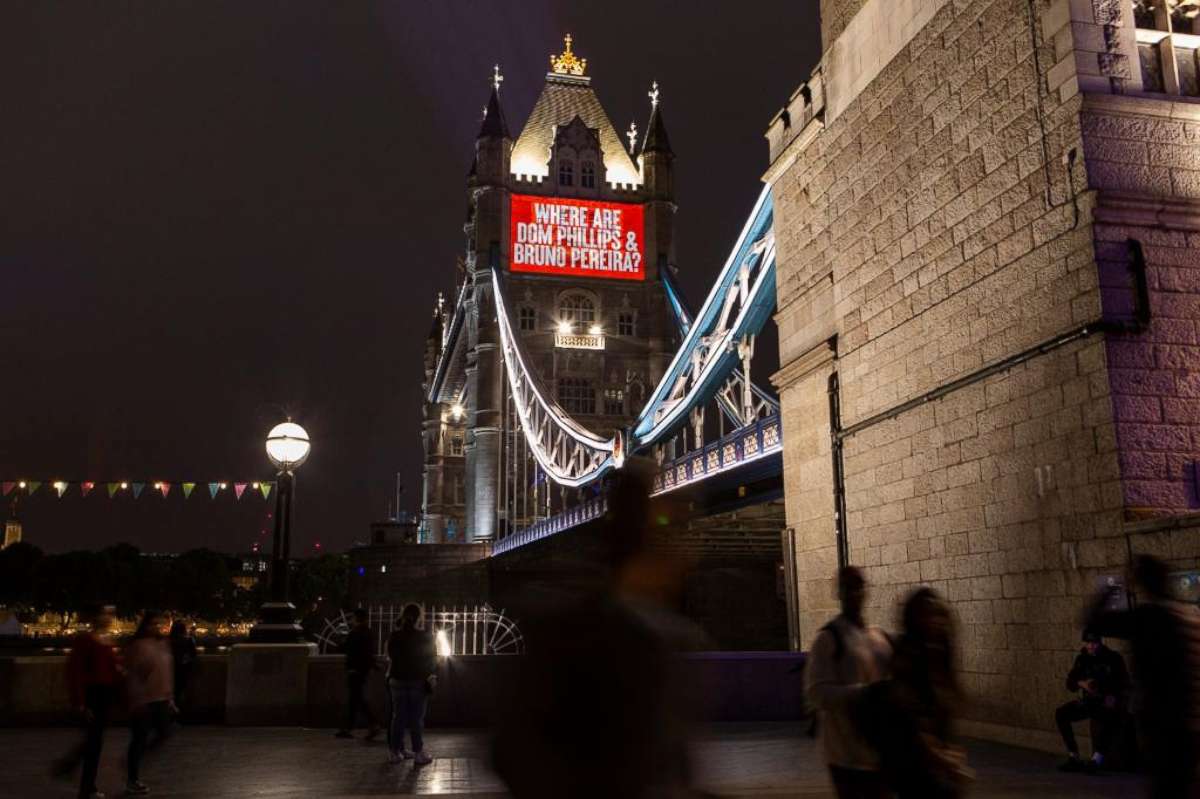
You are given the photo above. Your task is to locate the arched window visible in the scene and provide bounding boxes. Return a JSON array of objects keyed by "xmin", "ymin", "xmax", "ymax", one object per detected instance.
[
  {"xmin": 581, "ymin": 161, "xmax": 596, "ymax": 188},
  {"xmin": 558, "ymin": 377, "xmax": 595, "ymax": 415},
  {"xmin": 559, "ymin": 293, "xmax": 596, "ymax": 328},
  {"xmin": 558, "ymin": 160, "xmax": 575, "ymax": 186}
]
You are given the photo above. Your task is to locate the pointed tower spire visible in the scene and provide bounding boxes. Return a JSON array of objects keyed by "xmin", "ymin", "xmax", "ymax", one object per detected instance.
[
  {"xmin": 642, "ymin": 80, "xmax": 672, "ymax": 155},
  {"xmin": 478, "ymin": 65, "xmax": 510, "ymax": 139}
]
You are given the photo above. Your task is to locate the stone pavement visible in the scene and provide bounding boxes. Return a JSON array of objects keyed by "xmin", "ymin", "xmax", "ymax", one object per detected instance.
[{"xmin": 0, "ymin": 723, "xmax": 1142, "ymax": 797}]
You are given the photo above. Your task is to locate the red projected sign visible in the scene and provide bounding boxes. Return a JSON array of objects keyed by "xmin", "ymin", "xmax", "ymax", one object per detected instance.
[{"xmin": 509, "ymin": 194, "xmax": 645, "ymax": 281}]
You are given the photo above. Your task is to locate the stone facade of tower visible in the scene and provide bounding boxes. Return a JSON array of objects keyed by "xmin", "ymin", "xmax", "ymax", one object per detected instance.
[
  {"xmin": 422, "ymin": 38, "xmax": 680, "ymax": 544},
  {"xmin": 768, "ymin": 0, "xmax": 1200, "ymax": 747}
]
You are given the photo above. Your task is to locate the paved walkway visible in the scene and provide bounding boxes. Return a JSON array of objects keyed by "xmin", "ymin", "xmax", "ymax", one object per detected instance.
[{"xmin": 0, "ymin": 723, "xmax": 1142, "ymax": 797}]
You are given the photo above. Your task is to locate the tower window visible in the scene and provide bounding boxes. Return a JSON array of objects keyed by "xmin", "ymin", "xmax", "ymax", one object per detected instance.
[
  {"xmin": 558, "ymin": 160, "xmax": 574, "ymax": 186},
  {"xmin": 618, "ymin": 312, "xmax": 636, "ymax": 336},
  {"xmin": 518, "ymin": 306, "xmax": 537, "ymax": 332},
  {"xmin": 559, "ymin": 293, "xmax": 596, "ymax": 326},
  {"xmin": 604, "ymin": 388, "xmax": 625, "ymax": 416},
  {"xmin": 581, "ymin": 161, "xmax": 596, "ymax": 188},
  {"xmin": 558, "ymin": 377, "xmax": 596, "ymax": 415},
  {"xmin": 449, "ymin": 434, "xmax": 464, "ymax": 456}
]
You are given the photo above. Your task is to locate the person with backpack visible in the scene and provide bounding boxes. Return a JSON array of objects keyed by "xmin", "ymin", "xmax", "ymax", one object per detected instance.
[
  {"xmin": 805, "ymin": 566, "xmax": 894, "ymax": 799},
  {"xmin": 1087, "ymin": 555, "xmax": 1200, "ymax": 798}
]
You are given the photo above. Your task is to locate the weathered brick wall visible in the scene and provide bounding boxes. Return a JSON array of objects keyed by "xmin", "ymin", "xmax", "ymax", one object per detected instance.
[
  {"xmin": 819, "ymin": 0, "xmax": 869, "ymax": 50},
  {"xmin": 1082, "ymin": 96, "xmax": 1200, "ymax": 516},
  {"xmin": 769, "ymin": 0, "xmax": 1139, "ymax": 746}
]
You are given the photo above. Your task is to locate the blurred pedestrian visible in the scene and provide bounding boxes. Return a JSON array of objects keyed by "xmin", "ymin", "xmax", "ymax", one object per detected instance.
[
  {"xmin": 492, "ymin": 461, "xmax": 708, "ymax": 799},
  {"xmin": 1088, "ymin": 555, "xmax": 1200, "ymax": 798},
  {"xmin": 123, "ymin": 610, "xmax": 175, "ymax": 796},
  {"xmin": 385, "ymin": 604, "xmax": 437, "ymax": 765},
  {"xmin": 52, "ymin": 604, "xmax": 121, "ymax": 799},
  {"xmin": 870, "ymin": 588, "xmax": 970, "ymax": 799},
  {"xmin": 1054, "ymin": 629, "xmax": 1129, "ymax": 773},
  {"xmin": 168, "ymin": 620, "xmax": 198, "ymax": 718},
  {"xmin": 805, "ymin": 566, "xmax": 893, "ymax": 799},
  {"xmin": 335, "ymin": 608, "xmax": 381, "ymax": 740}
]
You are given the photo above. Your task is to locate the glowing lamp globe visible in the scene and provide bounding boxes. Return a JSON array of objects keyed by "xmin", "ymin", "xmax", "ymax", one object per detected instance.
[{"xmin": 266, "ymin": 422, "xmax": 311, "ymax": 471}]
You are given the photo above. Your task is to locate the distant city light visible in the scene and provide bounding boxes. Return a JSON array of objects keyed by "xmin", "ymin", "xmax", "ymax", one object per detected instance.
[
  {"xmin": 380, "ymin": 564, "xmax": 387, "ymax": 573},
  {"xmin": 357, "ymin": 566, "xmax": 365, "ymax": 576},
  {"xmin": 436, "ymin": 629, "xmax": 452, "ymax": 657}
]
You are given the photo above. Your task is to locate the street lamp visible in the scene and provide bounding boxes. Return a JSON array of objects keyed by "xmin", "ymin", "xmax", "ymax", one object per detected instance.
[{"xmin": 250, "ymin": 421, "xmax": 311, "ymax": 643}]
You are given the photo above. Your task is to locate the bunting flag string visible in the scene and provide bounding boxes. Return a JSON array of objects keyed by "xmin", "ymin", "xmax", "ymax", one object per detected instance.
[{"xmin": 0, "ymin": 478, "xmax": 274, "ymax": 502}]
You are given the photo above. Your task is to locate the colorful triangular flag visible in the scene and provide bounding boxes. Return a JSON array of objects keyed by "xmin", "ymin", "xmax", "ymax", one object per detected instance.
[
  {"xmin": 208, "ymin": 482, "xmax": 220, "ymax": 499},
  {"xmin": 234, "ymin": 483, "xmax": 247, "ymax": 500},
  {"xmin": 54, "ymin": 482, "xmax": 68, "ymax": 498},
  {"xmin": 1, "ymin": 482, "xmax": 14, "ymax": 496},
  {"xmin": 131, "ymin": 482, "xmax": 145, "ymax": 499},
  {"xmin": 158, "ymin": 483, "xmax": 171, "ymax": 498},
  {"xmin": 107, "ymin": 483, "xmax": 120, "ymax": 498},
  {"xmin": 260, "ymin": 482, "xmax": 273, "ymax": 500},
  {"xmin": 182, "ymin": 482, "xmax": 195, "ymax": 499},
  {"xmin": 81, "ymin": 481, "xmax": 95, "ymax": 497},
  {"xmin": 26, "ymin": 481, "xmax": 41, "ymax": 495}
]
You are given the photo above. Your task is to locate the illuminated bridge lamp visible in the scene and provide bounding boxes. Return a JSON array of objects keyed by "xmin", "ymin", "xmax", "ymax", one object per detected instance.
[
  {"xmin": 557, "ymin": 320, "xmax": 573, "ymax": 335},
  {"xmin": 588, "ymin": 324, "xmax": 602, "ymax": 336},
  {"xmin": 251, "ymin": 421, "xmax": 311, "ymax": 643},
  {"xmin": 436, "ymin": 629, "xmax": 452, "ymax": 658},
  {"xmin": 450, "ymin": 403, "xmax": 465, "ymax": 421}
]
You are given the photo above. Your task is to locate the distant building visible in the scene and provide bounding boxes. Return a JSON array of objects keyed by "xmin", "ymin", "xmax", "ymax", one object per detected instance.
[
  {"xmin": 369, "ymin": 512, "xmax": 419, "ymax": 546},
  {"xmin": 421, "ymin": 35, "xmax": 680, "ymax": 544},
  {"xmin": 2, "ymin": 496, "xmax": 21, "ymax": 549}
]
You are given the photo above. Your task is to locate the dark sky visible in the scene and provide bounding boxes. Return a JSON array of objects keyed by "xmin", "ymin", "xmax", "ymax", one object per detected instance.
[{"xmin": 2, "ymin": 2, "xmax": 820, "ymax": 554}]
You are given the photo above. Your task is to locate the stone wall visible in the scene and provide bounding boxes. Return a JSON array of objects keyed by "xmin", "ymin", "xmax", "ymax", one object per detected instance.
[
  {"xmin": 768, "ymin": 0, "xmax": 1149, "ymax": 747},
  {"xmin": 819, "ymin": 0, "xmax": 870, "ymax": 50}
]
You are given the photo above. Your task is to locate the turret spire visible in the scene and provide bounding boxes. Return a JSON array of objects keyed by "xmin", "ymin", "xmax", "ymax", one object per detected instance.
[
  {"xmin": 642, "ymin": 80, "xmax": 672, "ymax": 155},
  {"xmin": 477, "ymin": 65, "xmax": 510, "ymax": 139}
]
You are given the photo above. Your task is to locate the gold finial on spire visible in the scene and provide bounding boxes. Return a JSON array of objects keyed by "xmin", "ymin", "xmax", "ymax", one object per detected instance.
[
  {"xmin": 626, "ymin": 121, "xmax": 639, "ymax": 154},
  {"xmin": 550, "ymin": 33, "xmax": 587, "ymax": 77},
  {"xmin": 492, "ymin": 64, "xmax": 504, "ymax": 93},
  {"xmin": 648, "ymin": 80, "xmax": 660, "ymax": 108}
]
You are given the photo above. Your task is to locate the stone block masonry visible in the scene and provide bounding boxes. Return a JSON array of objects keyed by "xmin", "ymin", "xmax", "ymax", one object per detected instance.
[{"xmin": 770, "ymin": 0, "xmax": 1200, "ymax": 746}]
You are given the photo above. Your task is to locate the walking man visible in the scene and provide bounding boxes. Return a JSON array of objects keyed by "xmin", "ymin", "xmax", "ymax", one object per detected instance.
[
  {"xmin": 806, "ymin": 566, "xmax": 894, "ymax": 799},
  {"xmin": 335, "ymin": 608, "xmax": 380, "ymax": 740},
  {"xmin": 54, "ymin": 604, "xmax": 121, "ymax": 799},
  {"xmin": 1089, "ymin": 555, "xmax": 1200, "ymax": 798},
  {"xmin": 1055, "ymin": 629, "xmax": 1129, "ymax": 773}
]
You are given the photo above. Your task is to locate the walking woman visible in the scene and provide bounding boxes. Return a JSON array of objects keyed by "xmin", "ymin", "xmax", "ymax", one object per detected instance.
[
  {"xmin": 386, "ymin": 604, "xmax": 438, "ymax": 766},
  {"xmin": 871, "ymin": 588, "xmax": 972, "ymax": 799},
  {"xmin": 123, "ymin": 610, "xmax": 175, "ymax": 796}
]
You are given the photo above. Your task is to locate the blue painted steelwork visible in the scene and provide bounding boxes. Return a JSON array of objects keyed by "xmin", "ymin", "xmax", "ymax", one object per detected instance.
[
  {"xmin": 651, "ymin": 413, "xmax": 782, "ymax": 496},
  {"xmin": 491, "ymin": 494, "xmax": 608, "ymax": 555},
  {"xmin": 631, "ymin": 187, "xmax": 776, "ymax": 448}
]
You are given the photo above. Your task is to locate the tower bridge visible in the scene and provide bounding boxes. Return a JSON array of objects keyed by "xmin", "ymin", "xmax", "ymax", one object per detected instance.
[{"xmin": 420, "ymin": 36, "xmax": 786, "ymax": 561}]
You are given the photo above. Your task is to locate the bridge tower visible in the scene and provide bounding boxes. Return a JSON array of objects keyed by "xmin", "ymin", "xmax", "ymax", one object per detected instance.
[{"xmin": 422, "ymin": 36, "xmax": 681, "ymax": 543}]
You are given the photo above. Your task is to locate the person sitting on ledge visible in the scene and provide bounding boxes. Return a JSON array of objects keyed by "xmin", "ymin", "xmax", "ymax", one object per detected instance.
[{"xmin": 1055, "ymin": 629, "xmax": 1128, "ymax": 773}]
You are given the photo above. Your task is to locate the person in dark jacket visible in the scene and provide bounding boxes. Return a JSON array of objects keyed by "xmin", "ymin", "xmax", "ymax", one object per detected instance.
[
  {"xmin": 335, "ymin": 608, "xmax": 380, "ymax": 740},
  {"xmin": 52, "ymin": 604, "xmax": 121, "ymax": 799},
  {"xmin": 386, "ymin": 604, "xmax": 437, "ymax": 765},
  {"xmin": 168, "ymin": 620, "xmax": 198, "ymax": 717},
  {"xmin": 1087, "ymin": 555, "xmax": 1200, "ymax": 798},
  {"xmin": 1055, "ymin": 629, "xmax": 1129, "ymax": 773},
  {"xmin": 869, "ymin": 588, "xmax": 970, "ymax": 799}
]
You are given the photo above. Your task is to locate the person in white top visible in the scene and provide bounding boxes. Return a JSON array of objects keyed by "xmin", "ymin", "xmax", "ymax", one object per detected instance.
[{"xmin": 805, "ymin": 566, "xmax": 894, "ymax": 799}]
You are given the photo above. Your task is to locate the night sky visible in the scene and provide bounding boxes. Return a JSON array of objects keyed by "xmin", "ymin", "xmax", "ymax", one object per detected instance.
[{"xmin": 2, "ymin": 2, "xmax": 820, "ymax": 554}]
